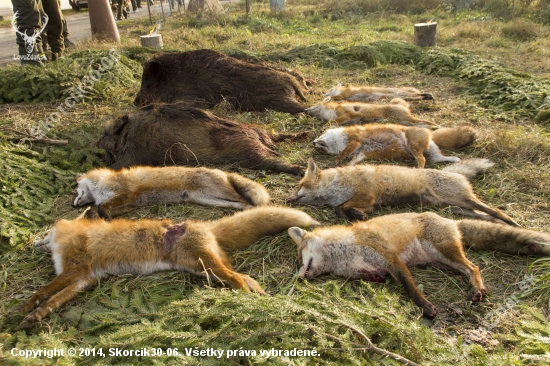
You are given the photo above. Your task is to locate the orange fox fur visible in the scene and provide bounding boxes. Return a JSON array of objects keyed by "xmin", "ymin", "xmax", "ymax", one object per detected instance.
[
  {"xmin": 324, "ymin": 85, "xmax": 434, "ymax": 102},
  {"xmin": 314, "ymin": 124, "xmax": 476, "ymax": 167},
  {"xmin": 305, "ymin": 98, "xmax": 436, "ymax": 126},
  {"xmin": 287, "ymin": 158, "xmax": 518, "ymax": 226},
  {"xmin": 289, "ymin": 212, "xmax": 550, "ymax": 318},
  {"xmin": 73, "ymin": 166, "xmax": 270, "ymax": 219},
  {"xmin": 17, "ymin": 207, "xmax": 319, "ymax": 329}
]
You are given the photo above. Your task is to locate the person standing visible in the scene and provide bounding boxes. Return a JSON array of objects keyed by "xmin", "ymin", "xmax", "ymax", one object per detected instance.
[
  {"xmin": 41, "ymin": 0, "xmax": 64, "ymax": 60},
  {"xmin": 116, "ymin": 0, "xmax": 128, "ymax": 19},
  {"xmin": 11, "ymin": 0, "xmax": 46, "ymax": 65}
]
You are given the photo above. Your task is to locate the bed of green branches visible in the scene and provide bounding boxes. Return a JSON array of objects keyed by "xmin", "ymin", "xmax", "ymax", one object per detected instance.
[{"xmin": 1, "ymin": 1, "xmax": 550, "ymax": 364}]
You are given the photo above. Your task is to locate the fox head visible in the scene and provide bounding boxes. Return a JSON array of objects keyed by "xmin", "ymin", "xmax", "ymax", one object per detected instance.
[
  {"xmin": 286, "ymin": 158, "xmax": 323, "ymax": 204},
  {"xmin": 314, "ymin": 128, "xmax": 347, "ymax": 155},
  {"xmin": 73, "ymin": 176, "xmax": 95, "ymax": 207},
  {"xmin": 288, "ymin": 227, "xmax": 328, "ymax": 279}
]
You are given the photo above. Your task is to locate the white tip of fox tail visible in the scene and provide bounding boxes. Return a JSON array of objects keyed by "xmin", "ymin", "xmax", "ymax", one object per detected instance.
[
  {"xmin": 458, "ymin": 158, "xmax": 495, "ymax": 172},
  {"xmin": 443, "ymin": 158, "xmax": 495, "ymax": 181}
]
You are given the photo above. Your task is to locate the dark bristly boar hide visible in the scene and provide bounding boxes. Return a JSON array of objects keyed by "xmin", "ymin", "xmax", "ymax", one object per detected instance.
[
  {"xmin": 134, "ymin": 49, "xmax": 309, "ymax": 114},
  {"xmin": 96, "ymin": 103, "xmax": 306, "ymax": 175}
]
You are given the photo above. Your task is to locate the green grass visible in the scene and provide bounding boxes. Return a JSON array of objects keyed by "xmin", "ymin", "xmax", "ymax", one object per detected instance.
[{"xmin": 1, "ymin": 1, "xmax": 550, "ymax": 364}]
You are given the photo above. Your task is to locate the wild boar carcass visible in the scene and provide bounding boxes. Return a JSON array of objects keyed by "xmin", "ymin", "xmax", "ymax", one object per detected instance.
[
  {"xmin": 134, "ymin": 49, "xmax": 309, "ymax": 114},
  {"xmin": 96, "ymin": 102, "xmax": 305, "ymax": 175}
]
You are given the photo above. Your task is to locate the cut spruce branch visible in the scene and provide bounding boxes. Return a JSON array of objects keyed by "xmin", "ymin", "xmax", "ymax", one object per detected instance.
[{"xmin": 323, "ymin": 324, "xmax": 421, "ymax": 366}]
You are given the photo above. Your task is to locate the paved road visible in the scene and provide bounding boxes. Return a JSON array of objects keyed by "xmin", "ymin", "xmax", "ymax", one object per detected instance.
[{"xmin": 0, "ymin": 3, "xmax": 185, "ymax": 67}]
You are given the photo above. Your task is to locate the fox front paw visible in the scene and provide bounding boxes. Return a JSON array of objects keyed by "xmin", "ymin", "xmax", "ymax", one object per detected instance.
[
  {"xmin": 241, "ymin": 274, "xmax": 268, "ymax": 296},
  {"xmin": 422, "ymin": 304, "xmax": 437, "ymax": 319},
  {"xmin": 18, "ymin": 313, "xmax": 40, "ymax": 330},
  {"xmin": 469, "ymin": 286, "xmax": 488, "ymax": 302},
  {"xmin": 97, "ymin": 204, "xmax": 112, "ymax": 221},
  {"xmin": 346, "ymin": 207, "xmax": 367, "ymax": 221}
]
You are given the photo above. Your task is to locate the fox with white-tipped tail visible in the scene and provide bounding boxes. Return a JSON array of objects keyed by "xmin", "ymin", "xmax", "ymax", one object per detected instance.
[
  {"xmin": 73, "ymin": 166, "xmax": 270, "ymax": 220},
  {"xmin": 17, "ymin": 206, "xmax": 319, "ymax": 329},
  {"xmin": 306, "ymin": 98, "xmax": 436, "ymax": 126},
  {"xmin": 288, "ymin": 212, "xmax": 550, "ymax": 318},
  {"xmin": 324, "ymin": 85, "xmax": 434, "ymax": 102},
  {"xmin": 313, "ymin": 123, "xmax": 476, "ymax": 168},
  {"xmin": 287, "ymin": 158, "xmax": 519, "ymax": 226}
]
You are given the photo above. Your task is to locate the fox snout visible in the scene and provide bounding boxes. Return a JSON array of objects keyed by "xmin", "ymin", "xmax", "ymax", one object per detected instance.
[
  {"xmin": 286, "ymin": 193, "xmax": 304, "ymax": 203},
  {"xmin": 298, "ymin": 258, "xmax": 313, "ymax": 278},
  {"xmin": 286, "ymin": 195, "xmax": 298, "ymax": 202}
]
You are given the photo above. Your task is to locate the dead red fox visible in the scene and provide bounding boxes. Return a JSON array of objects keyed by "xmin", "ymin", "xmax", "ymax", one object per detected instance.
[
  {"xmin": 17, "ymin": 207, "xmax": 319, "ymax": 329},
  {"xmin": 325, "ymin": 84, "xmax": 434, "ymax": 102},
  {"xmin": 289, "ymin": 212, "xmax": 550, "ymax": 318},
  {"xmin": 287, "ymin": 158, "xmax": 519, "ymax": 226},
  {"xmin": 305, "ymin": 98, "xmax": 436, "ymax": 126},
  {"xmin": 73, "ymin": 166, "xmax": 270, "ymax": 220},
  {"xmin": 314, "ymin": 124, "xmax": 476, "ymax": 168}
]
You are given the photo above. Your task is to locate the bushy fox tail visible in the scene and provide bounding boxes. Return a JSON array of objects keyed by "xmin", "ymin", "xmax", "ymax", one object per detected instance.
[
  {"xmin": 442, "ymin": 158, "xmax": 494, "ymax": 182},
  {"xmin": 458, "ymin": 220, "xmax": 550, "ymax": 256},
  {"xmin": 432, "ymin": 126, "xmax": 477, "ymax": 150},
  {"xmin": 226, "ymin": 173, "xmax": 270, "ymax": 206},
  {"xmin": 209, "ymin": 206, "xmax": 320, "ymax": 251}
]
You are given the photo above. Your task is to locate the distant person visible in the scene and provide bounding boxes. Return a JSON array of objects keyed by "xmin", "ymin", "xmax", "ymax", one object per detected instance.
[{"xmin": 116, "ymin": 0, "xmax": 128, "ymax": 19}]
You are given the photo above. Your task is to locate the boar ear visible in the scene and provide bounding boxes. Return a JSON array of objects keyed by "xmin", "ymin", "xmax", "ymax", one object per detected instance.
[
  {"xmin": 148, "ymin": 60, "xmax": 161, "ymax": 79},
  {"xmin": 108, "ymin": 115, "xmax": 129, "ymax": 135},
  {"xmin": 306, "ymin": 158, "xmax": 319, "ymax": 178},
  {"xmin": 288, "ymin": 227, "xmax": 306, "ymax": 244}
]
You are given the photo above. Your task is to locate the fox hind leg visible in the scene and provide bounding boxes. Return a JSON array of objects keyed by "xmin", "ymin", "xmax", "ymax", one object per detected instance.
[
  {"xmin": 460, "ymin": 198, "xmax": 520, "ymax": 227},
  {"xmin": 424, "ymin": 141, "xmax": 460, "ymax": 164},
  {"xmin": 432, "ymin": 239, "xmax": 486, "ymax": 302},
  {"xmin": 388, "ymin": 259, "xmax": 437, "ymax": 318},
  {"xmin": 197, "ymin": 254, "xmax": 266, "ymax": 295}
]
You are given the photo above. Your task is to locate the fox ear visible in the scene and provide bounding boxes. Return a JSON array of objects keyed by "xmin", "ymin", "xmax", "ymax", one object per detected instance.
[
  {"xmin": 306, "ymin": 158, "xmax": 319, "ymax": 178},
  {"xmin": 288, "ymin": 227, "xmax": 306, "ymax": 244}
]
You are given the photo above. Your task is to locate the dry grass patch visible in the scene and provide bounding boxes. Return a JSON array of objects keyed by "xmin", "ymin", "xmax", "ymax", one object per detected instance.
[{"xmin": 501, "ymin": 18, "xmax": 545, "ymax": 41}]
